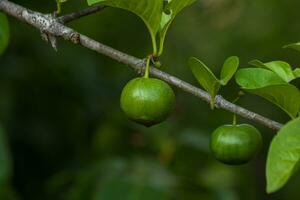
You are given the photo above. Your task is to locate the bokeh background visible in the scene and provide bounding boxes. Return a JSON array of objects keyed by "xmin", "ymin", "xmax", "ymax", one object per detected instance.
[{"xmin": 1, "ymin": 0, "xmax": 300, "ymax": 199}]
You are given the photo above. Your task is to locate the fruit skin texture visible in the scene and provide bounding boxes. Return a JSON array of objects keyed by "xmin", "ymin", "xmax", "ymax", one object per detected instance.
[
  {"xmin": 120, "ymin": 77, "xmax": 175, "ymax": 126},
  {"xmin": 210, "ymin": 124, "xmax": 262, "ymax": 165}
]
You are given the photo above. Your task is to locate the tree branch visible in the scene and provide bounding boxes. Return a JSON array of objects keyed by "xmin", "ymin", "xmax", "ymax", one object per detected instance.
[
  {"xmin": 0, "ymin": 0, "xmax": 283, "ymax": 131},
  {"xmin": 58, "ymin": 5, "xmax": 106, "ymax": 24}
]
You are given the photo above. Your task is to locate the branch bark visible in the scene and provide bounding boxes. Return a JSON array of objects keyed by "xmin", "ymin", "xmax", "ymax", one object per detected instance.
[{"xmin": 0, "ymin": 0, "xmax": 283, "ymax": 131}]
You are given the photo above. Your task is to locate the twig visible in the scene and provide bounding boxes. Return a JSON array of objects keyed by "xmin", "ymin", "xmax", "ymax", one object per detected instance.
[
  {"xmin": 59, "ymin": 5, "xmax": 106, "ymax": 23},
  {"xmin": 0, "ymin": 0, "xmax": 283, "ymax": 131}
]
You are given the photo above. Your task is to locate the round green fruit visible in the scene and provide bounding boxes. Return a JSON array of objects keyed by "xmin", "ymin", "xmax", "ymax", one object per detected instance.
[
  {"xmin": 120, "ymin": 77, "xmax": 175, "ymax": 126},
  {"xmin": 210, "ymin": 124, "xmax": 262, "ymax": 165}
]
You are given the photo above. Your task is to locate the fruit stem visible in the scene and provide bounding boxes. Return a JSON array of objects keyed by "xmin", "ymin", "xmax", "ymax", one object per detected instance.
[
  {"xmin": 55, "ymin": 0, "xmax": 62, "ymax": 15},
  {"xmin": 233, "ymin": 114, "xmax": 237, "ymax": 125},
  {"xmin": 232, "ymin": 91, "xmax": 245, "ymax": 104},
  {"xmin": 151, "ymin": 56, "xmax": 162, "ymax": 68},
  {"xmin": 210, "ymin": 99, "xmax": 215, "ymax": 110},
  {"xmin": 231, "ymin": 92, "xmax": 244, "ymax": 125},
  {"xmin": 144, "ymin": 55, "xmax": 151, "ymax": 78}
]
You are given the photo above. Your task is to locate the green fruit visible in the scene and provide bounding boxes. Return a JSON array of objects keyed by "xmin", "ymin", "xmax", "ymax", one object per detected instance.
[
  {"xmin": 210, "ymin": 124, "xmax": 262, "ymax": 165},
  {"xmin": 120, "ymin": 77, "xmax": 175, "ymax": 126}
]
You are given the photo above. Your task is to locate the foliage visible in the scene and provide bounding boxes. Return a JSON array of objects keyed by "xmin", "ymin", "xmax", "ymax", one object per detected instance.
[
  {"xmin": 248, "ymin": 60, "xmax": 300, "ymax": 82},
  {"xmin": 188, "ymin": 56, "xmax": 239, "ymax": 108},
  {"xmin": 266, "ymin": 117, "xmax": 300, "ymax": 193},
  {"xmin": 236, "ymin": 68, "xmax": 300, "ymax": 119},
  {"xmin": 284, "ymin": 42, "xmax": 300, "ymax": 53},
  {"xmin": 87, "ymin": 0, "xmax": 196, "ymax": 56},
  {"xmin": 1, "ymin": 0, "xmax": 300, "ymax": 199}
]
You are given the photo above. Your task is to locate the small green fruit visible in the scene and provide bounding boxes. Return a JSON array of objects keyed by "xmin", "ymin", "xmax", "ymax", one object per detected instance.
[
  {"xmin": 120, "ymin": 77, "xmax": 175, "ymax": 126},
  {"xmin": 210, "ymin": 124, "xmax": 262, "ymax": 165}
]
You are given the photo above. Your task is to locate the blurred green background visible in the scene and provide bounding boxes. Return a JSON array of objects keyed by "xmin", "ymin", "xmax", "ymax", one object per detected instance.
[{"xmin": 1, "ymin": 0, "xmax": 300, "ymax": 199}]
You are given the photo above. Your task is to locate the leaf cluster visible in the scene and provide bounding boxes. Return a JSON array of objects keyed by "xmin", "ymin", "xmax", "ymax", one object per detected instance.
[{"xmin": 87, "ymin": 0, "xmax": 196, "ymax": 56}]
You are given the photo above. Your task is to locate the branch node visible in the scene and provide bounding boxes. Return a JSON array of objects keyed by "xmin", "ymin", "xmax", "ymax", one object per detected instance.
[
  {"xmin": 135, "ymin": 59, "xmax": 146, "ymax": 76},
  {"xmin": 49, "ymin": 34, "xmax": 58, "ymax": 51},
  {"xmin": 40, "ymin": 30, "xmax": 58, "ymax": 51},
  {"xmin": 69, "ymin": 32, "xmax": 81, "ymax": 44}
]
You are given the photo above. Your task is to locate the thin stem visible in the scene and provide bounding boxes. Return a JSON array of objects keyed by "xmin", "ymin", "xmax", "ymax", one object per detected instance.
[
  {"xmin": 233, "ymin": 114, "xmax": 237, "ymax": 125},
  {"xmin": 55, "ymin": 0, "xmax": 61, "ymax": 15},
  {"xmin": 144, "ymin": 56, "xmax": 151, "ymax": 78},
  {"xmin": 232, "ymin": 96, "xmax": 240, "ymax": 104},
  {"xmin": 59, "ymin": 5, "xmax": 106, "ymax": 23},
  {"xmin": 232, "ymin": 92, "xmax": 243, "ymax": 125},
  {"xmin": 158, "ymin": 36, "xmax": 164, "ymax": 56},
  {"xmin": 151, "ymin": 56, "xmax": 162, "ymax": 68},
  {"xmin": 232, "ymin": 91, "xmax": 245, "ymax": 104},
  {"xmin": 158, "ymin": 31, "xmax": 167, "ymax": 56},
  {"xmin": 210, "ymin": 98, "xmax": 215, "ymax": 110},
  {"xmin": 151, "ymin": 33, "xmax": 158, "ymax": 56}
]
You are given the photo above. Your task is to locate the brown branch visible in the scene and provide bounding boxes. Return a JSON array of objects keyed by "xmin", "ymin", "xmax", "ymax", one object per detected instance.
[
  {"xmin": 58, "ymin": 5, "xmax": 106, "ymax": 24},
  {"xmin": 0, "ymin": 0, "xmax": 283, "ymax": 131}
]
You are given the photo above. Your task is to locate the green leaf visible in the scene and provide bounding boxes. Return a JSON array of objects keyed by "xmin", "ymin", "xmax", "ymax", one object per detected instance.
[
  {"xmin": 86, "ymin": 0, "xmax": 197, "ymax": 56},
  {"xmin": 0, "ymin": 125, "xmax": 11, "ymax": 187},
  {"xmin": 283, "ymin": 42, "xmax": 300, "ymax": 52},
  {"xmin": 293, "ymin": 68, "xmax": 300, "ymax": 78},
  {"xmin": 0, "ymin": 13, "xmax": 9, "ymax": 55},
  {"xmin": 220, "ymin": 56, "xmax": 239, "ymax": 85},
  {"xmin": 260, "ymin": 61, "xmax": 295, "ymax": 82},
  {"xmin": 87, "ymin": 0, "xmax": 163, "ymax": 54},
  {"xmin": 158, "ymin": 0, "xmax": 196, "ymax": 55},
  {"xmin": 235, "ymin": 68, "xmax": 300, "ymax": 118},
  {"xmin": 247, "ymin": 85, "xmax": 300, "ymax": 119},
  {"xmin": 249, "ymin": 60, "xmax": 296, "ymax": 82},
  {"xmin": 235, "ymin": 68, "xmax": 286, "ymax": 88},
  {"xmin": 188, "ymin": 57, "xmax": 220, "ymax": 108},
  {"xmin": 266, "ymin": 117, "xmax": 300, "ymax": 193},
  {"xmin": 248, "ymin": 59, "xmax": 265, "ymax": 68}
]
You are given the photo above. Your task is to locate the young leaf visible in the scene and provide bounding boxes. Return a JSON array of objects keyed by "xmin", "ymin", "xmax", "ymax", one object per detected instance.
[
  {"xmin": 235, "ymin": 68, "xmax": 286, "ymax": 88},
  {"xmin": 293, "ymin": 68, "xmax": 300, "ymax": 78},
  {"xmin": 248, "ymin": 59, "xmax": 265, "ymax": 68},
  {"xmin": 0, "ymin": 13, "xmax": 9, "ymax": 55},
  {"xmin": 87, "ymin": 0, "xmax": 163, "ymax": 54},
  {"xmin": 0, "ymin": 125, "xmax": 12, "ymax": 187},
  {"xmin": 235, "ymin": 68, "xmax": 300, "ymax": 118},
  {"xmin": 263, "ymin": 61, "xmax": 295, "ymax": 82},
  {"xmin": 266, "ymin": 117, "xmax": 300, "ymax": 193},
  {"xmin": 188, "ymin": 57, "xmax": 220, "ymax": 108},
  {"xmin": 158, "ymin": 0, "xmax": 196, "ymax": 55},
  {"xmin": 283, "ymin": 42, "xmax": 300, "ymax": 52},
  {"xmin": 250, "ymin": 60, "xmax": 295, "ymax": 82},
  {"xmin": 247, "ymin": 85, "xmax": 300, "ymax": 119},
  {"xmin": 220, "ymin": 56, "xmax": 239, "ymax": 85}
]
